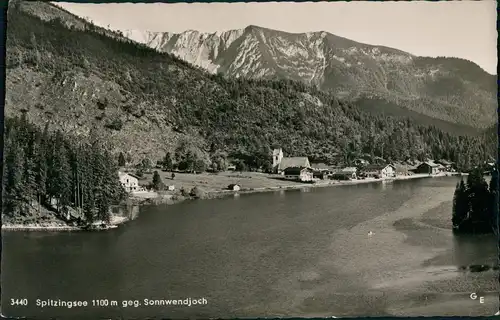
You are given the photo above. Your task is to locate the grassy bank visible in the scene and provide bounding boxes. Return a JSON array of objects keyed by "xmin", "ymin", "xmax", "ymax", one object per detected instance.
[{"xmin": 130, "ymin": 171, "xmax": 443, "ymax": 203}]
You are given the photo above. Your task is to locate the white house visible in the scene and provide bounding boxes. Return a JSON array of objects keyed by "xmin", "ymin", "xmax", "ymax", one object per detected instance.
[
  {"xmin": 227, "ymin": 184, "xmax": 241, "ymax": 191},
  {"xmin": 365, "ymin": 164, "xmax": 396, "ymax": 178},
  {"xmin": 283, "ymin": 167, "xmax": 314, "ymax": 182},
  {"xmin": 118, "ymin": 172, "xmax": 140, "ymax": 192}
]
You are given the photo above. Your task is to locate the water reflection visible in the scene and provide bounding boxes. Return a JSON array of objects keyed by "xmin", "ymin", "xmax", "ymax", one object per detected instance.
[{"xmin": 452, "ymin": 233, "xmax": 497, "ymax": 267}]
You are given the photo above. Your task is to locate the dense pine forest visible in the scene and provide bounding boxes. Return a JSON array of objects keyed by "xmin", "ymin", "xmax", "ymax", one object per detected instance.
[
  {"xmin": 3, "ymin": 115, "xmax": 126, "ymax": 225},
  {"xmin": 5, "ymin": 7, "xmax": 495, "ymax": 173},
  {"xmin": 452, "ymin": 169, "xmax": 498, "ymax": 234}
]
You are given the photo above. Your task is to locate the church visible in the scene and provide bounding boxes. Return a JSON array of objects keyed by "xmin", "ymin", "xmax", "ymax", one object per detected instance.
[{"xmin": 272, "ymin": 148, "xmax": 311, "ymax": 174}]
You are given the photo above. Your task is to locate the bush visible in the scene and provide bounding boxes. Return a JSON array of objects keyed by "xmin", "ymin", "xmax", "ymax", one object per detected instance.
[
  {"xmin": 189, "ymin": 186, "xmax": 207, "ymax": 199},
  {"xmin": 180, "ymin": 187, "xmax": 190, "ymax": 197},
  {"xmin": 96, "ymin": 97, "xmax": 108, "ymax": 110},
  {"xmin": 193, "ymin": 159, "xmax": 207, "ymax": 173},
  {"xmin": 235, "ymin": 161, "xmax": 247, "ymax": 172},
  {"xmin": 135, "ymin": 170, "xmax": 144, "ymax": 178}
]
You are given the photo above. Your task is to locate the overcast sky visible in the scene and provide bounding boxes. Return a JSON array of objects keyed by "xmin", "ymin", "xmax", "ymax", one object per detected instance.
[{"xmin": 56, "ymin": 1, "xmax": 497, "ymax": 74}]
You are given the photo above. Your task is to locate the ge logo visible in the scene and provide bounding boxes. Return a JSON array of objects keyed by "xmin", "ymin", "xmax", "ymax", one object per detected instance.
[{"xmin": 470, "ymin": 293, "xmax": 484, "ymax": 303}]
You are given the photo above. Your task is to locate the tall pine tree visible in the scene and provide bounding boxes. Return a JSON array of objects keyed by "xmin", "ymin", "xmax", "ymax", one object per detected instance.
[{"xmin": 3, "ymin": 137, "xmax": 25, "ymax": 216}]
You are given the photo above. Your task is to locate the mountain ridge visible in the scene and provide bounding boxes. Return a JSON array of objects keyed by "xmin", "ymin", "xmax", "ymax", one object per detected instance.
[
  {"xmin": 5, "ymin": 1, "xmax": 495, "ymax": 171},
  {"xmin": 123, "ymin": 25, "xmax": 496, "ymax": 130}
]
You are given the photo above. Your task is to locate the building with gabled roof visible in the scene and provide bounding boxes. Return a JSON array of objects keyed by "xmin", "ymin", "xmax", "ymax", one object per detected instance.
[
  {"xmin": 364, "ymin": 164, "xmax": 396, "ymax": 178},
  {"xmin": 118, "ymin": 171, "xmax": 140, "ymax": 192},
  {"xmin": 415, "ymin": 161, "xmax": 441, "ymax": 175},
  {"xmin": 283, "ymin": 166, "xmax": 314, "ymax": 182},
  {"xmin": 272, "ymin": 148, "xmax": 311, "ymax": 174}
]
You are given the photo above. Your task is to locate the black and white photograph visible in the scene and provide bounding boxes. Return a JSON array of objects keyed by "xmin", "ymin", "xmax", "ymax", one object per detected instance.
[{"xmin": 1, "ymin": 0, "xmax": 498, "ymax": 318}]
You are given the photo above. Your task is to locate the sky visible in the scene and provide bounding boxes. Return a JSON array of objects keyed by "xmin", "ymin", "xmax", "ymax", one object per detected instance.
[{"xmin": 56, "ymin": 1, "xmax": 497, "ymax": 75}]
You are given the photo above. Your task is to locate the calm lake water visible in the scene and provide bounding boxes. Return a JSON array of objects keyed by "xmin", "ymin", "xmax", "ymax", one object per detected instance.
[{"xmin": 2, "ymin": 176, "xmax": 498, "ymax": 318}]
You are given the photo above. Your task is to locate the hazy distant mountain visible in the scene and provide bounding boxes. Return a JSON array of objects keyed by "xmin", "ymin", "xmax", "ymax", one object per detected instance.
[{"xmin": 124, "ymin": 26, "xmax": 497, "ymax": 130}]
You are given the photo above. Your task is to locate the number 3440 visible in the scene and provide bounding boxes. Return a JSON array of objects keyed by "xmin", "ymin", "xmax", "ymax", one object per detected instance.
[{"xmin": 11, "ymin": 299, "xmax": 28, "ymax": 306}]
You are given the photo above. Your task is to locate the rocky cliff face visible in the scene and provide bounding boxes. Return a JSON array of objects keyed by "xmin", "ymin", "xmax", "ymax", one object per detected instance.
[{"xmin": 126, "ymin": 25, "xmax": 497, "ymax": 129}]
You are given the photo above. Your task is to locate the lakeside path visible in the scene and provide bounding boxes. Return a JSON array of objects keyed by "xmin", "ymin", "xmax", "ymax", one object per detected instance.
[{"xmin": 2, "ymin": 171, "xmax": 462, "ymax": 231}]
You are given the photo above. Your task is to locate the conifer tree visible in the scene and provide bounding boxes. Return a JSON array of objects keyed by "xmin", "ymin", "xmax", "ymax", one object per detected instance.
[
  {"xmin": 34, "ymin": 132, "xmax": 48, "ymax": 212},
  {"xmin": 453, "ymin": 179, "xmax": 469, "ymax": 230},
  {"xmin": 152, "ymin": 171, "xmax": 163, "ymax": 191},
  {"xmin": 91, "ymin": 141, "xmax": 107, "ymax": 223},
  {"xmin": 23, "ymin": 128, "xmax": 38, "ymax": 214},
  {"xmin": 118, "ymin": 152, "xmax": 126, "ymax": 167},
  {"xmin": 452, "ymin": 182, "xmax": 460, "ymax": 227},
  {"xmin": 81, "ymin": 143, "xmax": 96, "ymax": 224},
  {"xmin": 163, "ymin": 152, "xmax": 173, "ymax": 171},
  {"xmin": 56, "ymin": 142, "xmax": 72, "ymax": 216},
  {"xmin": 467, "ymin": 168, "xmax": 490, "ymax": 227},
  {"xmin": 3, "ymin": 137, "xmax": 25, "ymax": 216}
]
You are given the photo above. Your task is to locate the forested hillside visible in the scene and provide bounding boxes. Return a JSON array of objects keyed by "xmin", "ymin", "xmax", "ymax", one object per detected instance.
[{"xmin": 4, "ymin": 3, "xmax": 495, "ymax": 172}]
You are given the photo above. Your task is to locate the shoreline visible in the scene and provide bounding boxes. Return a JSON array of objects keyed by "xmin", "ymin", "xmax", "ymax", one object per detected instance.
[
  {"xmin": 202, "ymin": 172, "xmax": 459, "ymax": 197},
  {"xmin": 1, "ymin": 172, "xmax": 461, "ymax": 232},
  {"xmin": 1, "ymin": 214, "xmax": 129, "ymax": 232}
]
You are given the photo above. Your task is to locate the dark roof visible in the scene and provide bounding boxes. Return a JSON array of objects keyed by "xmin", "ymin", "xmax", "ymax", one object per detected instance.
[
  {"xmin": 279, "ymin": 157, "xmax": 310, "ymax": 170},
  {"xmin": 119, "ymin": 172, "xmax": 140, "ymax": 180},
  {"xmin": 419, "ymin": 161, "xmax": 439, "ymax": 168},
  {"xmin": 437, "ymin": 159, "xmax": 453, "ymax": 166},
  {"xmin": 365, "ymin": 164, "xmax": 390, "ymax": 171},
  {"xmin": 311, "ymin": 162, "xmax": 332, "ymax": 170},
  {"xmin": 284, "ymin": 166, "xmax": 311, "ymax": 175}
]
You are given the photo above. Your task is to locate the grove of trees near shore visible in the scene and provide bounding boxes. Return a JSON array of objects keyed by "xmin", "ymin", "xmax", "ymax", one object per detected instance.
[
  {"xmin": 452, "ymin": 168, "xmax": 498, "ymax": 234},
  {"xmin": 3, "ymin": 115, "xmax": 126, "ymax": 225}
]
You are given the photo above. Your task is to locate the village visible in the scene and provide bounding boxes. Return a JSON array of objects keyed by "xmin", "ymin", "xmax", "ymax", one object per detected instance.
[{"xmin": 116, "ymin": 148, "xmax": 493, "ymax": 202}]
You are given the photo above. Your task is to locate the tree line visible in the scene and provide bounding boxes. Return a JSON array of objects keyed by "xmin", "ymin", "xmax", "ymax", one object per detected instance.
[
  {"xmin": 452, "ymin": 168, "xmax": 498, "ymax": 234},
  {"xmin": 3, "ymin": 115, "xmax": 126, "ymax": 225}
]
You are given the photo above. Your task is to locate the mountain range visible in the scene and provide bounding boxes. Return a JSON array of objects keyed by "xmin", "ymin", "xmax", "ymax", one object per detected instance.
[
  {"xmin": 124, "ymin": 26, "xmax": 497, "ymax": 131},
  {"xmin": 4, "ymin": 1, "xmax": 496, "ymax": 168}
]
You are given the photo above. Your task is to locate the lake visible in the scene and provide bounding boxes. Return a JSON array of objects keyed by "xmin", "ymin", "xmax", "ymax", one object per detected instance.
[{"xmin": 2, "ymin": 176, "xmax": 498, "ymax": 318}]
